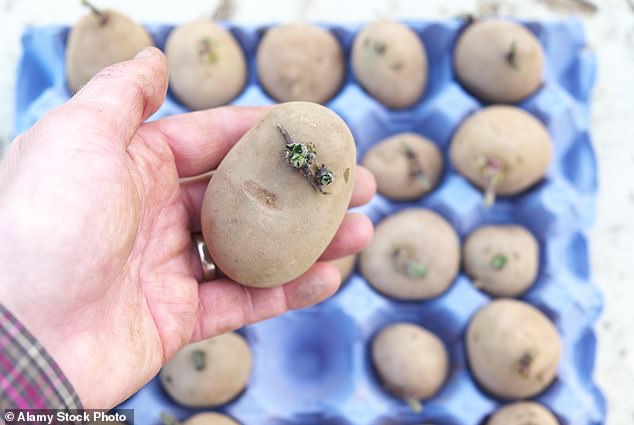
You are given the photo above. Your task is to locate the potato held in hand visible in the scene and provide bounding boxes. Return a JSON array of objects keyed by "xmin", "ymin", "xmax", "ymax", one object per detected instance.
[{"xmin": 202, "ymin": 102, "xmax": 356, "ymax": 287}]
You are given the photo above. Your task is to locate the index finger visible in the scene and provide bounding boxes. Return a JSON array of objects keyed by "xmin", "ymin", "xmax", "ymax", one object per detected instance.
[{"xmin": 144, "ymin": 106, "xmax": 269, "ymax": 177}]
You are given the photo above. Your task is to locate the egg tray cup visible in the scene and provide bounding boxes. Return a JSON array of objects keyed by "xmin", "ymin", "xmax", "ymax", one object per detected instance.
[{"xmin": 15, "ymin": 18, "xmax": 603, "ymax": 425}]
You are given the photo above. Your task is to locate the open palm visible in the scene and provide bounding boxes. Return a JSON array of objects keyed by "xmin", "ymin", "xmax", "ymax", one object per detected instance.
[{"xmin": 0, "ymin": 48, "xmax": 374, "ymax": 409}]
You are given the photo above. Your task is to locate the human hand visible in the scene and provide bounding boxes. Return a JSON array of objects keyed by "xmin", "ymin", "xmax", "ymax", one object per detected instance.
[{"xmin": 0, "ymin": 47, "xmax": 375, "ymax": 409}]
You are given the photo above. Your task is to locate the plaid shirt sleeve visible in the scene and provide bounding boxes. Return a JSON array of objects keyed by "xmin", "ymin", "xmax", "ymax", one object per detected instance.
[{"xmin": 0, "ymin": 303, "xmax": 82, "ymax": 409}]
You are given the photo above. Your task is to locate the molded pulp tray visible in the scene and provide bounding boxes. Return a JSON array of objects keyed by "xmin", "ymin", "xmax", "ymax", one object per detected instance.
[{"xmin": 15, "ymin": 18, "xmax": 604, "ymax": 425}]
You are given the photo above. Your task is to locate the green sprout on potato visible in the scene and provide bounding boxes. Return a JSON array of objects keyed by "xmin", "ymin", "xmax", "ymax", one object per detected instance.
[
  {"xmin": 285, "ymin": 141, "xmax": 316, "ymax": 171},
  {"xmin": 373, "ymin": 40, "xmax": 387, "ymax": 55},
  {"xmin": 476, "ymin": 155, "xmax": 505, "ymax": 207},
  {"xmin": 392, "ymin": 245, "xmax": 428, "ymax": 279},
  {"xmin": 506, "ymin": 40, "xmax": 519, "ymax": 70},
  {"xmin": 198, "ymin": 37, "xmax": 219, "ymax": 64},
  {"xmin": 491, "ymin": 253, "xmax": 508, "ymax": 270},
  {"xmin": 406, "ymin": 397, "xmax": 424, "ymax": 413},
  {"xmin": 315, "ymin": 164, "xmax": 335, "ymax": 187},
  {"xmin": 515, "ymin": 351, "xmax": 535, "ymax": 378},
  {"xmin": 192, "ymin": 349, "xmax": 206, "ymax": 371},
  {"xmin": 278, "ymin": 124, "xmax": 334, "ymax": 194},
  {"xmin": 401, "ymin": 141, "xmax": 431, "ymax": 191},
  {"xmin": 160, "ymin": 412, "xmax": 182, "ymax": 425},
  {"xmin": 81, "ymin": 0, "xmax": 109, "ymax": 26},
  {"xmin": 362, "ymin": 37, "xmax": 387, "ymax": 56}
]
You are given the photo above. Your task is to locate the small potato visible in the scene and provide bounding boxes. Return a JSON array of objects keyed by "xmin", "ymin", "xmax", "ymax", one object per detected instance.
[
  {"xmin": 467, "ymin": 299, "xmax": 562, "ymax": 399},
  {"xmin": 184, "ymin": 413, "xmax": 240, "ymax": 425},
  {"xmin": 331, "ymin": 255, "xmax": 356, "ymax": 282},
  {"xmin": 487, "ymin": 401, "xmax": 559, "ymax": 425},
  {"xmin": 360, "ymin": 208, "xmax": 460, "ymax": 300},
  {"xmin": 160, "ymin": 332, "xmax": 252, "ymax": 407},
  {"xmin": 455, "ymin": 20, "xmax": 544, "ymax": 103},
  {"xmin": 362, "ymin": 132, "xmax": 443, "ymax": 201},
  {"xmin": 166, "ymin": 20, "xmax": 247, "ymax": 110},
  {"xmin": 352, "ymin": 20, "xmax": 427, "ymax": 109},
  {"xmin": 202, "ymin": 102, "xmax": 356, "ymax": 287},
  {"xmin": 372, "ymin": 323, "xmax": 448, "ymax": 403},
  {"xmin": 449, "ymin": 105, "xmax": 553, "ymax": 206},
  {"xmin": 463, "ymin": 225, "xmax": 539, "ymax": 297},
  {"xmin": 256, "ymin": 23, "xmax": 345, "ymax": 103},
  {"xmin": 66, "ymin": 9, "xmax": 154, "ymax": 94}
]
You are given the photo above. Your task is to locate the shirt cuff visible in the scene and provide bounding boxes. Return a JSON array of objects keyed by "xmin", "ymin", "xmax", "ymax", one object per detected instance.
[{"xmin": 0, "ymin": 303, "xmax": 83, "ymax": 409}]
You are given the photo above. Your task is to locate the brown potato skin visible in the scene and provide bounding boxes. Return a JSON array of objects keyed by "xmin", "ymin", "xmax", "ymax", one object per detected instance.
[
  {"xmin": 160, "ymin": 332, "xmax": 252, "ymax": 407},
  {"xmin": 362, "ymin": 132, "xmax": 443, "ymax": 201},
  {"xmin": 166, "ymin": 20, "xmax": 247, "ymax": 110},
  {"xmin": 463, "ymin": 225, "xmax": 539, "ymax": 297},
  {"xmin": 487, "ymin": 401, "xmax": 559, "ymax": 425},
  {"xmin": 331, "ymin": 255, "xmax": 356, "ymax": 282},
  {"xmin": 467, "ymin": 299, "xmax": 562, "ymax": 399},
  {"xmin": 360, "ymin": 208, "xmax": 460, "ymax": 300},
  {"xmin": 66, "ymin": 10, "xmax": 154, "ymax": 94},
  {"xmin": 352, "ymin": 20, "xmax": 427, "ymax": 109},
  {"xmin": 184, "ymin": 413, "xmax": 240, "ymax": 425},
  {"xmin": 256, "ymin": 23, "xmax": 345, "ymax": 103},
  {"xmin": 202, "ymin": 102, "xmax": 356, "ymax": 287},
  {"xmin": 372, "ymin": 322, "xmax": 448, "ymax": 400},
  {"xmin": 454, "ymin": 20, "xmax": 544, "ymax": 103},
  {"xmin": 450, "ymin": 105, "xmax": 553, "ymax": 196}
]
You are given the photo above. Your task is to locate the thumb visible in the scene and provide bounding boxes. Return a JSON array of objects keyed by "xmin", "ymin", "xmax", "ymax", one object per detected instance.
[{"xmin": 54, "ymin": 46, "xmax": 168, "ymax": 148}]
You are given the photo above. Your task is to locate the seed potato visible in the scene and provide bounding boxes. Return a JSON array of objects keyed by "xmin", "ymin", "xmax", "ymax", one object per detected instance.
[
  {"xmin": 463, "ymin": 225, "xmax": 539, "ymax": 297},
  {"xmin": 467, "ymin": 299, "xmax": 562, "ymax": 399},
  {"xmin": 256, "ymin": 23, "xmax": 345, "ymax": 103},
  {"xmin": 66, "ymin": 9, "xmax": 153, "ymax": 94},
  {"xmin": 372, "ymin": 323, "xmax": 448, "ymax": 402},
  {"xmin": 351, "ymin": 20, "xmax": 428, "ymax": 109},
  {"xmin": 331, "ymin": 255, "xmax": 356, "ymax": 283},
  {"xmin": 454, "ymin": 19, "xmax": 545, "ymax": 103},
  {"xmin": 360, "ymin": 208, "xmax": 460, "ymax": 300},
  {"xmin": 201, "ymin": 102, "xmax": 356, "ymax": 287},
  {"xmin": 160, "ymin": 332, "xmax": 252, "ymax": 407},
  {"xmin": 449, "ymin": 105, "xmax": 553, "ymax": 205},
  {"xmin": 487, "ymin": 401, "xmax": 559, "ymax": 425},
  {"xmin": 165, "ymin": 20, "xmax": 247, "ymax": 110},
  {"xmin": 184, "ymin": 413, "xmax": 240, "ymax": 425},
  {"xmin": 362, "ymin": 132, "xmax": 443, "ymax": 201}
]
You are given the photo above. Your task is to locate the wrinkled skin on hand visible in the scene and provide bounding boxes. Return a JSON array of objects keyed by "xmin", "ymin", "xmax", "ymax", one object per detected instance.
[{"xmin": 0, "ymin": 47, "xmax": 375, "ymax": 408}]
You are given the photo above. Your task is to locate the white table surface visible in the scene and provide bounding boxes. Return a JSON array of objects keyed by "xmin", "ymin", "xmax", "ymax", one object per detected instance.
[{"xmin": 1, "ymin": 0, "xmax": 633, "ymax": 424}]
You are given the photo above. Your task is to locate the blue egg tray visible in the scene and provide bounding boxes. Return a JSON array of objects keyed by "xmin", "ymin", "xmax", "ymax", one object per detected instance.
[{"xmin": 15, "ymin": 18, "xmax": 603, "ymax": 425}]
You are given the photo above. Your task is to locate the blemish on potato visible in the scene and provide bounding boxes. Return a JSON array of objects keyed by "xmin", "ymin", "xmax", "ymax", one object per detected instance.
[
  {"xmin": 243, "ymin": 180, "xmax": 279, "ymax": 209},
  {"xmin": 391, "ymin": 61, "xmax": 404, "ymax": 71},
  {"xmin": 344, "ymin": 167, "xmax": 351, "ymax": 184}
]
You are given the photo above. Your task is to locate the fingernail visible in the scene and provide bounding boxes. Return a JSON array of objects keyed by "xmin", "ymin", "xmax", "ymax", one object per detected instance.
[{"xmin": 135, "ymin": 47, "xmax": 154, "ymax": 60}]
